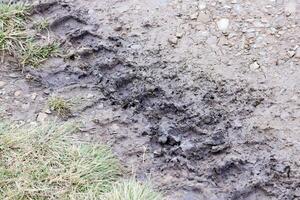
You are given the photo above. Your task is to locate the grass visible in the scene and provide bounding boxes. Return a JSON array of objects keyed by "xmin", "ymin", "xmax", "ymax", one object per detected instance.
[
  {"xmin": 48, "ymin": 97, "xmax": 72, "ymax": 117},
  {"xmin": 0, "ymin": 2, "xmax": 59, "ymax": 67},
  {"xmin": 20, "ymin": 41, "xmax": 59, "ymax": 67},
  {"xmin": 102, "ymin": 179, "xmax": 162, "ymax": 200},
  {"xmin": 0, "ymin": 121, "xmax": 162, "ymax": 200},
  {"xmin": 0, "ymin": 122, "xmax": 120, "ymax": 199},
  {"xmin": 34, "ymin": 19, "xmax": 50, "ymax": 32}
]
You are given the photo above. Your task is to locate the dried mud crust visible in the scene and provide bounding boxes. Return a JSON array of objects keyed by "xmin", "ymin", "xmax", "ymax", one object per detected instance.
[{"xmin": 11, "ymin": 1, "xmax": 300, "ymax": 200}]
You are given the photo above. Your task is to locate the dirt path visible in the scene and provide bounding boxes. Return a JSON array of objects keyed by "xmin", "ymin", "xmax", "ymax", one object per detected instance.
[{"xmin": 1, "ymin": 0, "xmax": 300, "ymax": 199}]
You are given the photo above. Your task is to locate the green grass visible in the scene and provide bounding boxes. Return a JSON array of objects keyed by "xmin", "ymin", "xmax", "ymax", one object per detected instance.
[
  {"xmin": 0, "ymin": 2, "xmax": 59, "ymax": 67},
  {"xmin": 20, "ymin": 41, "xmax": 59, "ymax": 67},
  {"xmin": 34, "ymin": 19, "xmax": 50, "ymax": 32},
  {"xmin": 48, "ymin": 97, "xmax": 72, "ymax": 117},
  {"xmin": 0, "ymin": 122, "xmax": 120, "ymax": 199},
  {"xmin": 0, "ymin": 121, "xmax": 162, "ymax": 200},
  {"xmin": 102, "ymin": 179, "xmax": 162, "ymax": 200},
  {"xmin": 0, "ymin": 3, "xmax": 30, "ymax": 28}
]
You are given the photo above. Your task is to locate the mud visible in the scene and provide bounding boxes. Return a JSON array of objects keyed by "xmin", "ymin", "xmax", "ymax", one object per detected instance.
[{"xmin": 1, "ymin": 0, "xmax": 300, "ymax": 199}]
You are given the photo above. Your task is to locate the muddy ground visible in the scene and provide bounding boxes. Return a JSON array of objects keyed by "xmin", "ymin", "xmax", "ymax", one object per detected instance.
[{"xmin": 1, "ymin": 0, "xmax": 300, "ymax": 199}]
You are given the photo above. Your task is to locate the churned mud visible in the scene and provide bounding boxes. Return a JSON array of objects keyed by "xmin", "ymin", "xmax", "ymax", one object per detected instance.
[{"xmin": 1, "ymin": 0, "xmax": 300, "ymax": 199}]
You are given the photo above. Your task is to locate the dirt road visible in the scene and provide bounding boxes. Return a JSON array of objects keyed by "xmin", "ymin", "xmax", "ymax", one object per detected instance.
[{"xmin": 1, "ymin": 0, "xmax": 299, "ymax": 199}]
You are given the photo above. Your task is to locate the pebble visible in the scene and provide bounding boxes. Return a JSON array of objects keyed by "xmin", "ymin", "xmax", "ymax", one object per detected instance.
[
  {"xmin": 250, "ymin": 62, "xmax": 260, "ymax": 70},
  {"xmin": 87, "ymin": 93, "xmax": 94, "ymax": 99},
  {"xmin": 37, "ymin": 113, "xmax": 48, "ymax": 123},
  {"xmin": 176, "ymin": 32, "xmax": 184, "ymax": 38},
  {"xmin": 158, "ymin": 135, "xmax": 168, "ymax": 144},
  {"xmin": 217, "ymin": 18, "xmax": 230, "ymax": 31},
  {"xmin": 287, "ymin": 50, "xmax": 295, "ymax": 58},
  {"xmin": 190, "ymin": 13, "xmax": 198, "ymax": 20},
  {"xmin": 180, "ymin": 140, "xmax": 194, "ymax": 152},
  {"xmin": 0, "ymin": 81, "xmax": 6, "ymax": 88},
  {"xmin": 168, "ymin": 36, "xmax": 178, "ymax": 45},
  {"xmin": 14, "ymin": 90, "xmax": 22, "ymax": 97},
  {"xmin": 44, "ymin": 89, "xmax": 51, "ymax": 95},
  {"xmin": 114, "ymin": 25, "xmax": 122, "ymax": 31},
  {"xmin": 44, "ymin": 109, "xmax": 52, "ymax": 114},
  {"xmin": 31, "ymin": 93, "xmax": 38, "ymax": 100}
]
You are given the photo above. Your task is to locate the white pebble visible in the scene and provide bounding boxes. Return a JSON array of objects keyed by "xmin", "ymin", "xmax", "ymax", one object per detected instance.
[{"xmin": 217, "ymin": 18, "xmax": 230, "ymax": 31}]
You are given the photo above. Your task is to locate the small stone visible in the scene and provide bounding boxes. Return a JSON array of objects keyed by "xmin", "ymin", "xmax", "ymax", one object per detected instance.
[
  {"xmin": 250, "ymin": 62, "xmax": 260, "ymax": 70},
  {"xmin": 14, "ymin": 90, "xmax": 22, "ymax": 97},
  {"xmin": 44, "ymin": 89, "xmax": 51, "ymax": 95},
  {"xmin": 176, "ymin": 32, "xmax": 184, "ymax": 38},
  {"xmin": 217, "ymin": 18, "xmax": 230, "ymax": 31},
  {"xmin": 25, "ymin": 73, "xmax": 34, "ymax": 80},
  {"xmin": 158, "ymin": 135, "xmax": 168, "ymax": 144},
  {"xmin": 31, "ymin": 93, "xmax": 38, "ymax": 100},
  {"xmin": 87, "ymin": 93, "xmax": 94, "ymax": 99},
  {"xmin": 0, "ymin": 81, "xmax": 6, "ymax": 88},
  {"xmin": 180, "ymin": 140, "xmax": 194, "ymax": 152},
  {"xmin": 153, "ymin": 148, "xmax": 163, "ymax": 157},
  {"xmin": 37, "ymin": 113, "xmax": 48, "ymax": 123},
  {"xmin": 168, "ymin": 36, "xmax": 178, "ymax": 45},
  {"xmin": 190, "ymin": 12, "xmax": 198, "ymax": 20},
  {"xmin": 44, "ymin": 109, "xmax": 52, "ymax": 114},
  {"xmin": 114, "ymin": 25, "xmax": 122, "ymax": 31},
  {"xmin": 287, "ymin": 50, "xmax": 295, "ymax": 58}
]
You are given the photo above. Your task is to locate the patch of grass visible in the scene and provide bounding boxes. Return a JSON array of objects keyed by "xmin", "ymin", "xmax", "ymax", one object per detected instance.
[
  {"xmin": 20, "ymin": 41, "xmax": 59, "ymax": 67},
  {"xmin": 0, "ymin": 121, "xmax": 120, "ymax": 199},
  {"xmin": 34, "ymin": 19, "xmax": 49, "ymax": 32},
  {"xmin": 102, "ymin": 179, "xmax": 162, "ymax": 200},
  {"xmin": 48, "ymin": 96, "xmax": 72, "ymax": 117},
  {"xmin": 0, "ymin": 3, "xmax": 30, "ymax": 28},
  {"xmin": 0, "ymin": 3, "xmax": 28, "ymax": 59},
  {"xmin": 0, "ymin": 2, "xmax": 59, "ymax": 67}
]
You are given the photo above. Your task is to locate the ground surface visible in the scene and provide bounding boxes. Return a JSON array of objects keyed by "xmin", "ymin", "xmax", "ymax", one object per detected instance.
[{"xmin": 0, "ymin": 0, "xmax": 300, "ymax": 199}]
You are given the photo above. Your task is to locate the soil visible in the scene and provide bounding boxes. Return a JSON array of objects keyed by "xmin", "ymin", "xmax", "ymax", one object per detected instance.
[{"xmin": 1, "ymin": 0, "xmax": 300, "ymax": 199}]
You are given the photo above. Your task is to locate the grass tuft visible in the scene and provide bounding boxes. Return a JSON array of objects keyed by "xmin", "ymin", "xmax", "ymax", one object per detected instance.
[
  {"xmin": 48, "ymin": 96, "xmax": 72, "ymax": 117},
  {"xmin": 0, "ymin": 2, "xmax": 59, "ymax": 67},
  {"xmin": 20, "ymin": 41, "xmax": 59, "ymax": 67},
  {"xmin": 0, "ymin": 121, "xmax": 120, "ymax": 199},
  {"xmin": 34, "ymin": 19, "xmax": 50, "ymax": 32},
  {"xmin": 102, "ymin": 179, "xmax": 162, "ymax": 200},
  {"xmin": 0, "ymin": 3, "xmax": 30, "ymax": 28}
]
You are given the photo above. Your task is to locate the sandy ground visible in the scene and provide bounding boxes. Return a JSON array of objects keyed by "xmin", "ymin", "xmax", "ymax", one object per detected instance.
[{"xmin": 1, "ymin": 0, "xmax": 300, "ymax": 199}]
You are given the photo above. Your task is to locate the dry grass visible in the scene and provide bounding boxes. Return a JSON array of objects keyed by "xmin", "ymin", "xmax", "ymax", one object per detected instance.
[
  {"xmin": 102, "ymin": 179, "xmax": 162, "ymax": 200},
  {"xmin": 0, "ymin": 121, "xmax": 120, "ymax": 199}
]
